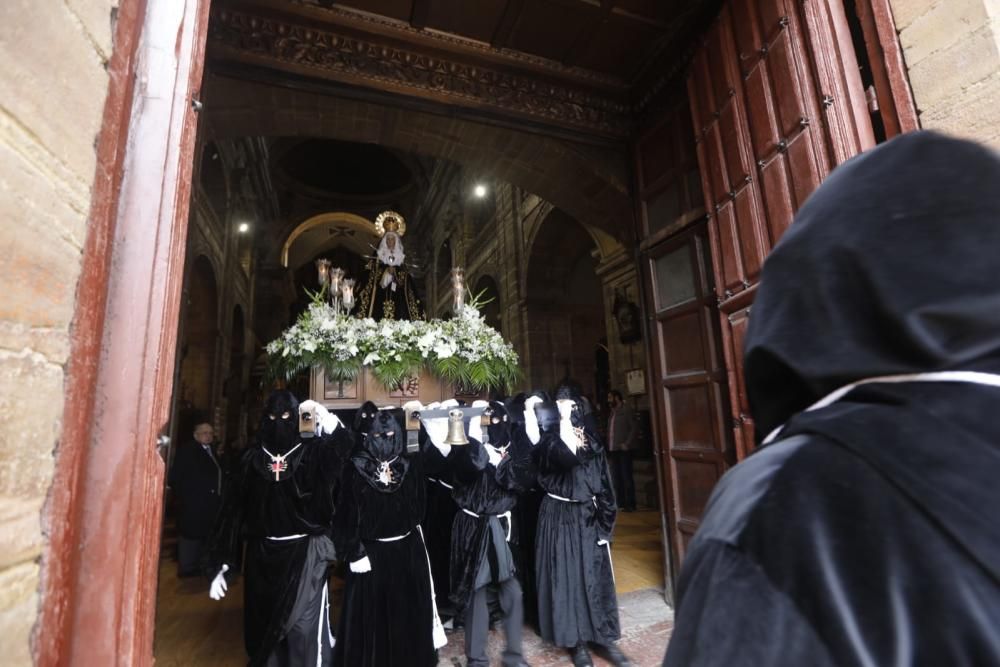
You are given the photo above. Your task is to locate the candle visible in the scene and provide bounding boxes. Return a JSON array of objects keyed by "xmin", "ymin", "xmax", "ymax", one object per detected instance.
[
  {"xmin": 341, "ymin": 279, "xmax": 355, "ymax": 310},
  {"xmin": 316, "ymin": 259, "xmax": 331, "ymax": 286},
  {"xmin": 330, "ymin": 267, "xmax": 344, "ymax": 297},
  {"xmin": 451, "ymin": 267, "xmax": 465, "ymax": 313}
]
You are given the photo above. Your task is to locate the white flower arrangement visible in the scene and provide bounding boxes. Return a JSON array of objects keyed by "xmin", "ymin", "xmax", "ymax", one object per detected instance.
[{"xmin": 266, "ymin": 299, "xmax": 521, "ymax": 391}]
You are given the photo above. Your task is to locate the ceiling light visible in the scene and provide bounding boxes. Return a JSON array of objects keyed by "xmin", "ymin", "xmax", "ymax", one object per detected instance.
[
  {"xmin": 473, "ymin": 184, "xmax": 487, "ymax": 198},
  {"xmin": 238, "ymin": 222, "xmax": 250, "ymax": 233}
]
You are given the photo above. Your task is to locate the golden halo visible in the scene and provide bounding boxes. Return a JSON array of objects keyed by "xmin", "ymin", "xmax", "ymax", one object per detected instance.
[{"xmin": 374, "ymin": 210, "xmax": 406, "ymax": 237}]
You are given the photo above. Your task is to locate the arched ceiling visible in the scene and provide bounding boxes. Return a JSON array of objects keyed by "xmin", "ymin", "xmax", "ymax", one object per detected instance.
[
  {"xmin": 282, "ymin": 212, "xmax": 379, "ymax": 269},
  {"xmin": 204, "ymin": 75, "xmax": 636, "ymax": 244}
]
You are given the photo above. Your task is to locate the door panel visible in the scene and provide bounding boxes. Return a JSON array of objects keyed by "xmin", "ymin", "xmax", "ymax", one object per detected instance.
[
  {"xmin": 646, "ymin": 226, "xmax": 733, "ymax": 564},
  {"xmin": 687, "ymin": 0, "xmax": 875, "ymax": 466}
]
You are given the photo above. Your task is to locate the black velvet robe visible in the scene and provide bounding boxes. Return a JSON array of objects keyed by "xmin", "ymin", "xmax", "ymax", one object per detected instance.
[
  {"xmin": 535, "ymin": 428, "xmax": 620, "ymax": 648},
  {"xmin": 333, "ymin": 415, "xmax": 439, "ymax": 667},
  {"xmin": 421, "ymin": 433, "xmax": 458, "ymax": 617},
  {"xmin": 169, "ymin": 441, "xmax": 222, "ymax": 539},
  {"xmin": 208, "ymin": 426, "xmax": 352, "ymax": 666},
  {"xmin": 505, "ymin": 396, "xmax": 542, "ymax": 628},
  {"xmin": 665, "ymin": 132, "xmax": 1000, "ymax": 666},
  {"xmin": 445, "ymin": 434, "xmax": 534, "ymax": 617}
]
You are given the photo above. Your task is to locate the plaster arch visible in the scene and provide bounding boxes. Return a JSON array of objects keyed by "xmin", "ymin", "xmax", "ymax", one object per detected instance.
[{"xmin": 281, "ymin": 212, "xmax": 378, "ymax": 269}]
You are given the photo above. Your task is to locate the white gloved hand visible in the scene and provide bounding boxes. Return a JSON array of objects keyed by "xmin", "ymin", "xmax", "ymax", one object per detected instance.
[
  {"xmin": 300, "ymin": 400, "xmax": 343, "ymax": 436},
  {"xmin": 524, "ymin": 396, "xmax": 543, "ymax": 445},
  {"xmin": 420, "ymin": 414, "xmax": 451, "ymax": 457},
  {"xmin": 557, "ymin": 399, "xmax": 582, "ymax": 453},
  {"xmin": 469, "ymin": 413, "xmax": 484, "ymax": 443},
  {"xmin": 350, "ymin": 556, "xmax": 372, "ymax": 573},
  {"xmin": 209, "ymin": 564, "xmax": 230, "ymax": 601},
  {"xmin": 425, "ymin": 401, "xmax": 441, "ymax": 410},
  {"xmin": 484, "ymin": 443, "xmax": 504, "ymax": 467},
  {"xmin": 598, "ymin": 539, "xmax": 609, "ymax": 547},
  {"xmin": 440, "ymin": 399, "xmax": 459, "ymax": 409},
  {"xmin": 402, "ymin": 400, "xmax": 424, "ymax": 413}
]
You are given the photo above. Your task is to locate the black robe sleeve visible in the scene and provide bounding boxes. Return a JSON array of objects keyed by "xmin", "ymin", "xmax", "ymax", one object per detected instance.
[
  {"xmin": 537, "ymin": 434, "xmax": 582, "ymax": 473},
  {"xmin": 593, "ymin": 453, "xmax": 617, "ymax": 543},
  {"xmin": 447, "ymin": 439, "xmax": 489, "ymax": 486},
  {"xmin": 333, "ymin": 464, "xmax": 367, "ymax": 563},
  {"xmin": 662, "ymin": 539, "xmax": 835, "ymax": 667},
  {"xmin": 502, "ymin": 431, "xmax": 538, "ymax": 492}
]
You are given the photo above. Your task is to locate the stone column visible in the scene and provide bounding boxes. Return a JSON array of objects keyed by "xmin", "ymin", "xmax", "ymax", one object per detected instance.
[{"xmin": 889, "ymin": 0, "xmax": 1000, "ymax": 147}]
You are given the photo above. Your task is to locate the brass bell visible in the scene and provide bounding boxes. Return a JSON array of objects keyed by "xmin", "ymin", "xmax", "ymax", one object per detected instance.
[{"xmin": 444, "ymin": 408, "xmax": 469, "ymax": 446}]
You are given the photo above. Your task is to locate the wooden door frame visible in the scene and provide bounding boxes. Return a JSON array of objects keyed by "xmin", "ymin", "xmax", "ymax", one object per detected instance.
[
  {"xmin": 853, "ymin": 0, "xmax": 920, "ymax": 137},
  {"xmin": 36, "ymin": 0, "xmax": 211, "ymax": 664}
]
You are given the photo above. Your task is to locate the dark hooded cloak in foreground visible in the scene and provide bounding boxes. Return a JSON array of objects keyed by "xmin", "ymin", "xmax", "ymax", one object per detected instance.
[
  {"xmin": 333, "ymin": 411, "xmax": 440, "ymax": 667},
  {"xmin": 207, "ymin": 390, "xmax": 352, "ymax": 666},
  {"xmin": 534, "ymin": 396, "xmax": 619, "ymax": 649},
  {"xmin": 664, "ymin": 132, "xmax": 1000, "ymax": 666},
  {"xmin": 420, "ymin": 414, "xmax": 459, "ymax": 619}
]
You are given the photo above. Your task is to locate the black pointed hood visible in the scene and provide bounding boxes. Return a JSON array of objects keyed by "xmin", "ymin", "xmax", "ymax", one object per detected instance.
[
  {"xmin": 744, "ymin": 131, "xmax": 1000, "ymax": 584},
  {"xmin": 258, "ymin": 390, "xmax": 300, "ymax": 453},
  {"xmin": 486, "ymin": 401, "xmax": 512, "ymax": 446},
  {"xmin": 353, "ymin": 400, "xmax": 379, "ymax": 436},
  {"xmin": 745, "ymin": 132, "xmax": 1000, "ymax": 442},
  {"xmin": 352, "ymin": 410, "xmax": 409, "ymax": 491}
]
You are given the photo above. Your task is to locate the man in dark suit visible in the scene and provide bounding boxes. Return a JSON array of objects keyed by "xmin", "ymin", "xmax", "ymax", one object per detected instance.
[
  {"xmin": 168, "ymin": 421, "xmax": 222, "ymax": 576},
  {"xmin": 606, "ymin": 390, "xmax": 636, "ymax": 511}
]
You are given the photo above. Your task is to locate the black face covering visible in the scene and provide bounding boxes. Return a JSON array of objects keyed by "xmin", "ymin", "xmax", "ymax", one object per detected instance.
[
  {"xmin": 353, "ymin": 400, "xmax": 379, "ymax": 435},
  {"xmin": 258, "ymin": 390, "xmax": 300, "ymax": 453},
  {"xmin": 485, "ymin": 401, "xmax": 512, "ymax": 446},
  {"xmin": 363, "ymin": 411, "xmax": 404, "ymax": 461},
  {"xmin": 534, "ymin": 400, "xmax": 560, "ymax": 435},
  {"xmin": 352, "ymin": 411, "xmax": 409, "ymax": 491}
]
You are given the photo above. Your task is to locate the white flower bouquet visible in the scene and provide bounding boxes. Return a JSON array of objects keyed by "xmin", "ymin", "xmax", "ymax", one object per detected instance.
[{"xmin": 266, "ymin": 297, "xmax": 521, "ymax": 391}]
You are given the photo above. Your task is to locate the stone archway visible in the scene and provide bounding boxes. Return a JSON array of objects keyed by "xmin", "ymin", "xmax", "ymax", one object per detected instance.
[{"xmin": 203, "ymin": 75, "xmax": 635, "ymax": 245}]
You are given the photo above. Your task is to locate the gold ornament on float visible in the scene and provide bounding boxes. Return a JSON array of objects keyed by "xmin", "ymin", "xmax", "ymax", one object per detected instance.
[{"xmin": 375, "ymin": 210, "xmax": 406, "ymax": 237}]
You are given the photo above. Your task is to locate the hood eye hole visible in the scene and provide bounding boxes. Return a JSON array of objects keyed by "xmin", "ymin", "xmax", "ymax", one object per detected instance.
[
  {"xmin": 281, "ymin": 411, "xmax": 291, "ymax": 420},
  {"xmin": 268, "ymin": 414, "xmax": 277, "ymax": 421}
]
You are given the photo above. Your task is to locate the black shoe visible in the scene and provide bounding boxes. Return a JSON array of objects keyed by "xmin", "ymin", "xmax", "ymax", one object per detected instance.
[
  {"xmin": 570, "ymin": 643, "xmax": 593, "ymax": 667},
  {"xmin": 597, "ymin": 643, "xmax": 633, "ymax": 667}
]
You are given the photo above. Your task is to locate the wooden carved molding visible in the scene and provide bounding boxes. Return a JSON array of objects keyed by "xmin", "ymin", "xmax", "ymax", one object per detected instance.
[{"xmin": 208, "ymin": 7, "xmax": 631, "ymax": 137}]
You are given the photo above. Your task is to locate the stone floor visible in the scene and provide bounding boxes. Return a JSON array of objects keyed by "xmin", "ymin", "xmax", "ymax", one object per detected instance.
[
  {"xmin": 153, "ymin": 510, "xmax": 673, "ymax": 666},
  {"xmin": 436, "ymin": 587, "xmax": 673, "ymax": 666}
]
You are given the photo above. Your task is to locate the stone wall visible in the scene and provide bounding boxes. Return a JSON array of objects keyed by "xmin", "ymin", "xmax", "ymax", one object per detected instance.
[
  {"xmin": 890, "ymin": 0, "xmax": 1000, "ymax": 147},
  {"xmin": 0, "ymin": 1, "xmax": 119, "ymax": 663}
]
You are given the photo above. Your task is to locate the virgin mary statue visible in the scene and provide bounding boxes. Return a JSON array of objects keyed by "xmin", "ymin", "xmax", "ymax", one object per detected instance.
[{"xmin": 355, "ymin": 211, "xmax": 426, "ymax": 321}]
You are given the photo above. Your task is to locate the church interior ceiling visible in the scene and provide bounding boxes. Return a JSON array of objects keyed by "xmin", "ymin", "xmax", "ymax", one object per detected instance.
[{"xmin": 206, "ymin": 0, "xmax": 722, "ymax": 139}]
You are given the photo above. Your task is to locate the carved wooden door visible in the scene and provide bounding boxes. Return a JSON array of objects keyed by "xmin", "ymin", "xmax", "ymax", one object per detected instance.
[
  {"xmin": 643, "ymin": 223, "xmax": 733, "ymax": 565},
  {"xmin": 687, "ymin": 0, "xmax": 875, "ymax": 459}
]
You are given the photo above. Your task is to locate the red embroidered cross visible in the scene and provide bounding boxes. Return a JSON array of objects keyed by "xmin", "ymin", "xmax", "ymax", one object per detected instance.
[{"xmin": 270, "ymin": 459, "xmax": 287, "ymax": 480}]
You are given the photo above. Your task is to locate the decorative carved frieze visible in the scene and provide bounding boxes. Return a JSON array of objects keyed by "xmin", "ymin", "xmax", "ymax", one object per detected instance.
[{"xmin": 208, "ymin": 7, "xmax": 632, "ymax": 137}]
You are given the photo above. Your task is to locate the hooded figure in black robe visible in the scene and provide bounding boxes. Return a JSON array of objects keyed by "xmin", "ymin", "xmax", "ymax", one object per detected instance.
[
  {"xmin": 507, "ymin": 392, "xmax": 542, "ymax": 627},
  {"xmin": 663, "ymin": 132, "xmax": 1000, "ymax": 666},
  {"xmin": 207, "ymin": 391, "xmax": 352, "ymax": 666},
  {"xmin": 333, "ymin": 410, "xmax": 445, "ymax": 666},
  {"xmin": 418, "ymin": 400, "xmax": 461, "ymax": 622},
  {"xmin": 423, "ymin": 401, "xmax": 534, "ymax": 667},
  {"xmin": 533, "ymin": 394, "xmax": 628, "ymax": 667}
]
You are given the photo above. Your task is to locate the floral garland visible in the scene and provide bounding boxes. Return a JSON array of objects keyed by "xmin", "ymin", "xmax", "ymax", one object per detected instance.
[{"xmin": 266, "ymin": 300, "xmax": 521, "ymax": 392}]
